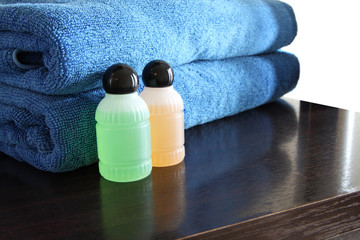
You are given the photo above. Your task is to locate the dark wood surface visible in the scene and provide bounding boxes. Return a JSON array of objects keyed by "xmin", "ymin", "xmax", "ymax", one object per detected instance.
[
  {"xmin": 1, "ymin": 98, "xmax": 360, "ymax": 240},
  {"xmin": 184, "ymin": 192, "xmax": 360, "ymax": 240}
]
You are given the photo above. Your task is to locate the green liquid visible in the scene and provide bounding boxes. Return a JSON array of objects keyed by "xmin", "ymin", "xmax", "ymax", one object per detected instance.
[{"xmin": 95, "ymin": 93, "xmax": 152, "ymax": 182}]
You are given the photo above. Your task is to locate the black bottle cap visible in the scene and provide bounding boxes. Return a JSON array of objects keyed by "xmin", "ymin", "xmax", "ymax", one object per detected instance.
[
  {"xmin": 102, "ymin": 63, "xmax": 139, "ymax": 94},
  {"xmin": 142, "ymin": 60, "xmax": 174, "ymax": 87}
]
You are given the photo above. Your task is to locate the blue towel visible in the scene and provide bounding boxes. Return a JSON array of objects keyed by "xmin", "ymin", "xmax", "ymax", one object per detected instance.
[
  {"xmin": 0, "ymin": 0, "xmax": 297, "ymax": 94},
  {"xmin": 0, "ymin": 52, "xmax": 299, "ymax": 172}
]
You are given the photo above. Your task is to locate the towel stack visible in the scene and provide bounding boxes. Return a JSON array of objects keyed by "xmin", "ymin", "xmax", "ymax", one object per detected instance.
[{"xmin": 0, "ymin": 0, "xmax": 299, "ymax": 172}]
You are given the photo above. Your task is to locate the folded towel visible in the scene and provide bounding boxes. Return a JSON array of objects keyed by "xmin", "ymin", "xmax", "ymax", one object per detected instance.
[
  {"xmin": 0, "ymin": 0, "xmax": 297, "ymax": 94},
  {"xmin": 0, "ymin": 51, "xmax": 299, "ymax": 172}
]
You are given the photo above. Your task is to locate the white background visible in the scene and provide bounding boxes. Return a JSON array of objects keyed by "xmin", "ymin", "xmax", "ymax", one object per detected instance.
[{"xmin": 282, "ymin": 0, "xmax": 360, "ymax": 112}]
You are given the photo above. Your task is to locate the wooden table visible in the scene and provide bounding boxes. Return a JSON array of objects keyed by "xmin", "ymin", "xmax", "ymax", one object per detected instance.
[{"xmin": 1, "ymin": 98, "xmax": 360, "ymax": 239}]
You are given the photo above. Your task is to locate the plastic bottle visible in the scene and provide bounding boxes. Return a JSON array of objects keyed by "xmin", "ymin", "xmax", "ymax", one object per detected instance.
[
  {"xmin": 96, "ymin": 63, "xmax": 152, "ymax": 182},
  {"xmin": 140, "ymin": 60, "xmax": 185, "ymax": 167}
]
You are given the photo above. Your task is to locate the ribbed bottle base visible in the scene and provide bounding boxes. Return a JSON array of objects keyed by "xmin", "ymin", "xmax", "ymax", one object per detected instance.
[
  {"xmin": 152, "ymin": 146, "xmax": 185, "ymax": 167},
  {"xmin": 99, "ymin": 159, "xmax": 152, "ymax": 182}
]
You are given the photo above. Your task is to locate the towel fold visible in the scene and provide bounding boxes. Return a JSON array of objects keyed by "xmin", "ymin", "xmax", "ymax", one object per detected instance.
[
  {"xmin": 0, "ymin": 51, "xmax": 299, "ymax": 172},
  {"xmin": 0, "ymin": 0, "xmax": 297, "ymax": 94}
]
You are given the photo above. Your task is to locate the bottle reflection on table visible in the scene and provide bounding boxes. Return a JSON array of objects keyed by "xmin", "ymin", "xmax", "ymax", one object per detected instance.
[{"xmin": 100, "ymin": 162, "xmax": 186, "ymax": 239}]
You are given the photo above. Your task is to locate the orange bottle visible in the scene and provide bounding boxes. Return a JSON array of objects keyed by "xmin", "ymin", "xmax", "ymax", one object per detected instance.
[{"xmin": 140, "ymin": 60, "xmax": 185, "ymax": 167}]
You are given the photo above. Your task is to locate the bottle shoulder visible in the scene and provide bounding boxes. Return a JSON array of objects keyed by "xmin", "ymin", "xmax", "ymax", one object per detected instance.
[
  {"xmin": 95, "ymin": 94, "xmax": 149, "ymax": 124},
  {"xmin": 139, "ymin": 87, "xmax": 184, "ymax": 114}
]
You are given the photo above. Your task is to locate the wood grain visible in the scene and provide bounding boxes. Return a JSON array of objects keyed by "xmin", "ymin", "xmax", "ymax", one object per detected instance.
[
  {"xmin": 1, "ymin": 98, "xmax": 360, "ymax": 239},
  {"xmin": 182, "ymin": 192, "xmax": 360, "ymax": 240}
]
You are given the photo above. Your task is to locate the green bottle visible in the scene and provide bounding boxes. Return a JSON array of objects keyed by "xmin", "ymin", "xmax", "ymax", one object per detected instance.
[{"xmin": 96, "ymin": 63, "xmax": 152, "ymax": 182}]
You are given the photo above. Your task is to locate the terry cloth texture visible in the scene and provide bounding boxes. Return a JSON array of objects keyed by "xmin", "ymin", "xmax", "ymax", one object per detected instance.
[
  {"xmin": 0, "ymin": 0, "xmax": 297, "ymax": 94},
  {"xmin": 0, "ymin": 52, "xmax": 299, "ymax": 172}
]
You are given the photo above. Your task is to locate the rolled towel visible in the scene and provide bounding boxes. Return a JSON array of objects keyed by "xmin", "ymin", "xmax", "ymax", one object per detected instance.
[
  {"xmin": 0, "ymin": 51, "xmax": 299, "ymax": 172},
  {"xmin": 0, "ymin": 0, "xmax": 297, "ymax": 94}
]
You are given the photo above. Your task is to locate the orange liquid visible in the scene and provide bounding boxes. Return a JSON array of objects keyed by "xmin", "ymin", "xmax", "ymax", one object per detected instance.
[{"xmin": 148, "ymin": 105, "xmax": 185, "ymax": 167}]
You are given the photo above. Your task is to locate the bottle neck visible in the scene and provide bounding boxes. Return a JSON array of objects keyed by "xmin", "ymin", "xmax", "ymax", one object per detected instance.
[
  {"xmin": 105, "ymin": 92, "xmax": 138, "ymax": 99},
  {"xmin": 143, "ymin": 85, "xmax": 174, "ymax": 93}
]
